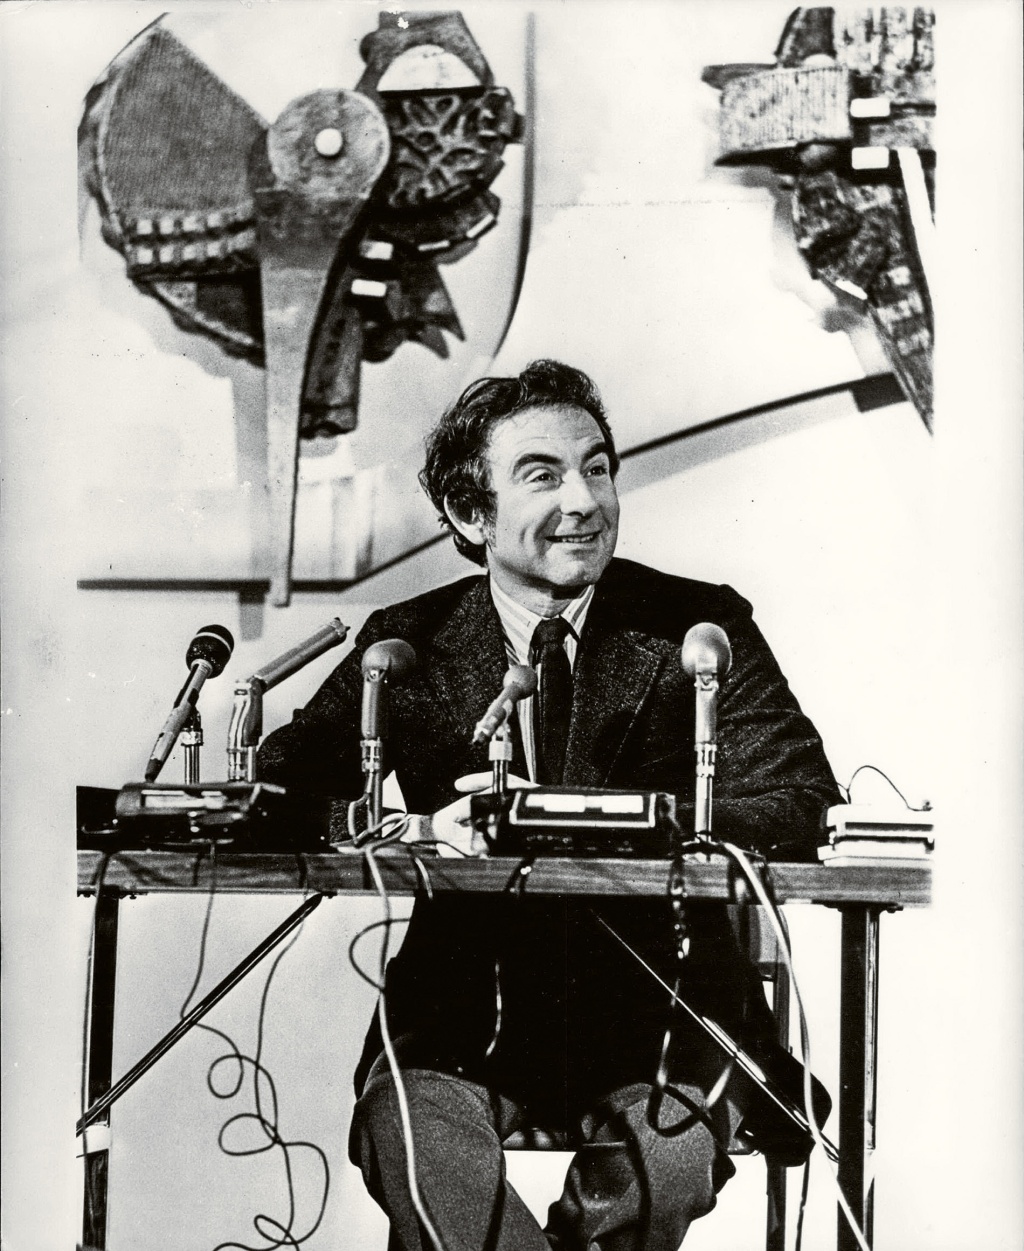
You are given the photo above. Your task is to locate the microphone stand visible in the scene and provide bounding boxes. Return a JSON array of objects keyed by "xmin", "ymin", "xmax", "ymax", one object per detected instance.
[
  {"xmin": 693, "ymin": 668, "xmax": 720, "ymax": 847},
  {"xmin": 681, "ymin": 622, "xmax": 730, "ymax": 851},
  {"xmin": 80, "ymin": 623, "xmax": 347, "ymax": 1147},
  {"xmin": 227, "ymin": 680, "xmax": 262, "ymax": 783},
  {"xmin": 225, "ymin": 618, "xmax": 349, "ymax": 782},
  {"xmin": 181, "ymin": 707, "xmax": 202, "ymax": 784},
  {"xmin": 362, "ymin": 736, "xmax": 384, "ymax": 831},
  {"xmin": 490, "ymin": 722, "xmax": 512, "ymax": 797},
  {"xmin": 358, "ymin": 639, "xmax": 416, "ymax": 835}
]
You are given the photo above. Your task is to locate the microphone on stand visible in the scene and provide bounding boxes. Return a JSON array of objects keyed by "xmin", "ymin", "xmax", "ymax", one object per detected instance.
[
  {"xmin": 361, "ymin": 639, "xmax": 417, "ymax": 829},
  {"xmin": 145, "ymin": 625, "xmax": 235, "ymax": 782},
  {"xmin": 472, "ymin": 665, "xmax": 538, "ymax": 746},
  {"xmin": 227, "ymin": 618, "xmax": 349, "ymax": 782},
  {"xmin": 681, "ymin": 623, "xmax": 732, "ymax": 837},
  {"xmin": 252, "ymin": 618, "xmax": 349, "ymax": 691},
  {"xmin": 473, "ymin": 665, "xmax": 538, "ymax": 796}
]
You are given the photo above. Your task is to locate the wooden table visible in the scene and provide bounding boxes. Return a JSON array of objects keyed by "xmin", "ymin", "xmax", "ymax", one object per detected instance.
[{"xmin": 78, "ymin": 848, "xmax": 931, "ymax": 1251}]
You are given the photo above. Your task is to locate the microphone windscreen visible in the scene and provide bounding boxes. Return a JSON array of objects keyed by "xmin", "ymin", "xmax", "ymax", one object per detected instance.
[
  {"xmin": 362, "ymin": 638, "xmax": 417, "ymax": 680},
  {"xmin": 505, "ymin": 664, "xmax": 538, "ymax": 701},
  {"xmin": 681, "ymin": 623, "xmax": 732, "ymax": 679},
  {"xmin": 186, "ymin": 624, "xmax": 235, "ymax": 676}
]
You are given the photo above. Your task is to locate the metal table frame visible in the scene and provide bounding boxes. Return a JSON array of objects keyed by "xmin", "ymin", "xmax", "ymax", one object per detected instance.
[{"xmin": 77, "ymin": 849, "xmax": 930, "ymax": 1251}]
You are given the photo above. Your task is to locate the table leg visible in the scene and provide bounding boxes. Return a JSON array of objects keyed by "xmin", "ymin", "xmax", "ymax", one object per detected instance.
[
  {"xmin": 765, "ymin": 948, "xmax": 791, "ymax": 1251},
  {"xmin": 82, "ymin": 892, "xmax": 119, "ymax": 1250},
  {"xmin": 838, "ymin": 906, "xmax": 880, "ymax": 1251}
]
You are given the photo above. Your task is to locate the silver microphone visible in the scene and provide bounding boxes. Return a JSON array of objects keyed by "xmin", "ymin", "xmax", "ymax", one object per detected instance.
[
  {"xmin": 361, "ymin": 639, "xmax": 418, "ymax": 740},
  {"xmin": 681, "ymin": 623, "xmax": 732, "ymax": 835},
  {"xmin": 226, "ymin": 619, "xmax": 349, "ymax": 782},
  {"xmin": 361, "ymin": 639, "xmax": 417, "ymax": 829},
  {"xmin": 472, "ymin": 665, "xmax": 538, "ymax": 745},
  {"xmin": 253, "ymin": 618, "xmax": 349, "ymax": 692}
]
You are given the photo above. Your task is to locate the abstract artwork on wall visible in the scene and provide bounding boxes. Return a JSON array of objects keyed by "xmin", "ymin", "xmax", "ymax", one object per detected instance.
[
  {"xmin": 80, "ymin": 9, "xmax": 533, "ymax": 603},
  {"xmin": 704, "ymin": 5, "xmax": 935, "ymax": 429}
]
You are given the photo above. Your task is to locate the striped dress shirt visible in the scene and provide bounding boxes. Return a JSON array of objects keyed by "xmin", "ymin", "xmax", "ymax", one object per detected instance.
[{"xmin": 488, "ymin": 577, "xmax": 594, "ymax": 782}]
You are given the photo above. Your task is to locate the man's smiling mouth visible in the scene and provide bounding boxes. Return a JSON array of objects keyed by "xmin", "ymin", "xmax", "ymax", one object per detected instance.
[{"xmin": 549, "ymin": 533, "xmax": 599, "ymax": 544}]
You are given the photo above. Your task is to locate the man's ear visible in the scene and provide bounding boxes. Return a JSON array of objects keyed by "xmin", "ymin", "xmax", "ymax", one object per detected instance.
[{"xmin": 443, "ymin": 494, "xmax": 488, "ymax": 550}]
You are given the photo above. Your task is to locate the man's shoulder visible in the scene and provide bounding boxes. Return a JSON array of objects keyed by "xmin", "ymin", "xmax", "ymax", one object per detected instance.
[
  {"xmin": 370, "ymin": 572, "xmax": 489, "ymax": 638},
  {"xmin": 598, "ymin": 558, "xmax": 753, "ymax": 640}
]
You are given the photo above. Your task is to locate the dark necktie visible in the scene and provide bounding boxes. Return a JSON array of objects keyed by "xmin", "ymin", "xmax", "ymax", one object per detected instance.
[{"xmin": 531, "ymin": 616, "xmax": 573, "ymax": 785}]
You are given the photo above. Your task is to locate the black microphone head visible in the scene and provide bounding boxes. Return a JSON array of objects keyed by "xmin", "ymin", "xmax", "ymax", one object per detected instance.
[
  {"xmin": 681, "ymin": 623, "xmax": 732, "ymax": 679},
  {"xmin": 186, "ymin": 624, "xmax": 235, "ymax": 677},
  {"xmin": 362, "ymin": 638, "xmax": 417, "ymax": 680},
  {"xmin": 505, "ymin": 664, "xmax": 538, "ymax": 701}
]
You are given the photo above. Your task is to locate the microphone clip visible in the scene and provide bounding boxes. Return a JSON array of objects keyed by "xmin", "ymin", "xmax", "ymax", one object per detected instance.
[
  {"xmin": 361, "ymin": 737, "xmax": 383, "ymax": 775},
  {"xmin": 489, "ymin": 722, "xmax": 514, "ymax": 797}
]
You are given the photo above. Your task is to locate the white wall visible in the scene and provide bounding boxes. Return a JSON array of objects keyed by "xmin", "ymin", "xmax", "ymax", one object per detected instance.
[{"xmin": 2, "ymin": 3, "xmax": 1021, "ymax": 1251}]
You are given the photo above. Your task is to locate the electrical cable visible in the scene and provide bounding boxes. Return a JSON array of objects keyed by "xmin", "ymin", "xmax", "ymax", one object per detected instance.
[
  {"xmin": 363, "ymin": 843, "xmax": 447, "ymax": 1251},
  {"xmin": 179, "ymin": 845, "xmax": 222, "ymax": 1018},
  {"xmin": 717, "ymin": 841, "xmax": 872, "ymax": 1251},
  {"xmin": 348, "ymin": 916, "xmax": 411, "ymax": 993},
  {"xmin": 346, "ymin": 794, "xmax": 369, "ymax": 844},
  {"xmin": 177, "ymin": 847, "xmax": 330, "ymax": 1251},
  {"xmin": 654, "ymin": 840, "xmax": 736, "ymax": 1122},
  {"xmin": 840, "ymin": 763, "xmax": 926, "ymax": 810},
  {"xmin": 399, "ymin": 844, "xmax": 436, "ymax": 897},
  {"xmin": 80, "ymin": 853, "xmax": 112, "ymax": 1114},
  {"xmin": 350, "ymin": 806, "xmax": 410, "ymax": 848},
  {"xmin": 346, "ymin": 841, "xmax": 435, "ymax": 989},
  {"xmin": 589, "ymin": 908, "xmax": 838, "ymax": 1162},
  {"xmin": 483, "ymin": 856, "xmax": 535, "ymax": 1061},
  {"xmin": 794, "ymin": 1152, "xmax": 812, "ymax": 1251},
  {"xmin": 212, "ymin": 922, "xmax": 330, "ymax": 1251},
  {"xmin": 643, "ymin": 836, "xmax": 870, "ymax": 1249}
]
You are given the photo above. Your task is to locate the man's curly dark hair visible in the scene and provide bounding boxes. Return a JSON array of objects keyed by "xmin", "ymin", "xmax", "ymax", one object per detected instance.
[{"xmin": 419, "ymin": 359, "xmax": 620, "ymax": 565}]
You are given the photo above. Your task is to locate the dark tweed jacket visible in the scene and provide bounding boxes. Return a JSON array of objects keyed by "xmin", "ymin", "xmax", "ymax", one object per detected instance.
[{"xmin": 258, "ymin": 558, "xmax": 840, "ymax": 1124}]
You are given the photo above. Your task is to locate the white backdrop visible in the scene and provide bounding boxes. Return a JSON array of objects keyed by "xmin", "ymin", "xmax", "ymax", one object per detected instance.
[{"xmin": 1, "ymin": 3, "xmax": 1021, "ymax": 1250}]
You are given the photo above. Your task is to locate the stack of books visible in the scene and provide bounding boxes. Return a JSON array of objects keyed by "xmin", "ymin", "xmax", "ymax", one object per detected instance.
[{"xmin": 819, "ymin": 805, "xmax": 934, "ymax": 866}]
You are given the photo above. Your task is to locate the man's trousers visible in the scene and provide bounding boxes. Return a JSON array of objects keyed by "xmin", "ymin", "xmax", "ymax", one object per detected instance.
[{"xmin": 350, "ymin": 1055, "xmax": 737, "ymax": 1251}]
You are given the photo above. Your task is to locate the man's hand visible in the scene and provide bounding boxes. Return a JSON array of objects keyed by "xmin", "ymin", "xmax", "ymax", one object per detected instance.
[{"xmin": 410, "ymin": 773, "xmax": 535, "ymax": 856}]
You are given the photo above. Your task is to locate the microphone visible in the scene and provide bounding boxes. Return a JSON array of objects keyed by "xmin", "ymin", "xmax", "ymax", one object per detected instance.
[
  {"xmin": 472, "ymin": 665, "xmax": 538, "ymax": 745},
  {"xmin": 361, "ymin": 639, "xmax": 417, "ymax": 829},
  {"xmin": 681, "ymin": 623, "xmax": 732, "ymax": 745},
  {"xmin": 680, "ymin": 623, "xmax": 732, "ymax": 835},
  {"xmin": 361, "ymin": 639, "xmax": 418, "ymax": 739},
  {"xmin": 145, "ymin": 624, "xmax": 235, "ymax": 782},
  {"xmin": 226, "ymin": 619, "xmax": 349, "ymax": 782},
  {"xmin": 252, "ymin": 618, "xmax": 349, "ymax": 692}
]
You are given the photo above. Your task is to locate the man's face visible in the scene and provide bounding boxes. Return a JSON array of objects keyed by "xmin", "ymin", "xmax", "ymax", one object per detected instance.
[{"xmin": 456, "ymin": 404, "xmax": 620, "ymax": 613}]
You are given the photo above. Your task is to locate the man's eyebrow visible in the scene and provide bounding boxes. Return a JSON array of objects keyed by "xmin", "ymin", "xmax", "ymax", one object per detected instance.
[
  {"xmin": 581, "ymin": 439, "xmax": 612, "ymax": 463},
  {"xmin": 509, "ymin": 440, "xmax": 610, "ymax": 475}
]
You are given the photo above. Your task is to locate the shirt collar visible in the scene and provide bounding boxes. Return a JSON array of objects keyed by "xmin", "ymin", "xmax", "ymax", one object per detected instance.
[{"xmin": 489, "ymin": 577, "xmax": 595, "ymax": 664}]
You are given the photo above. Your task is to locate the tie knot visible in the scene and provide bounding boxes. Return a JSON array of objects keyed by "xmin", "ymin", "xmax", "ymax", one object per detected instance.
[{"xmin": 531, "ymin": 615, "xmax": 572, "ymax": 656}]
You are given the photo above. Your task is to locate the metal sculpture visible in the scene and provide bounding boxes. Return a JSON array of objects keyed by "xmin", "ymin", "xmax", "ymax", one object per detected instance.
[
  {"xmin": 80, "ymin": 11, "xmax": 524, "ymax": 603},
  {"xmin": 704, "ymin": 6, "xmax": 935, "ymax": 429}
]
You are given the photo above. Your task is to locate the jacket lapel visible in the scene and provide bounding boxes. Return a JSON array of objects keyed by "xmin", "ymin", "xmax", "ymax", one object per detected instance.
[
  {"xmin": 565, "ymin": 582, "xmax": 668, "ymax": 788},
  {"xmin": 423, "ymin": 578, "xmax": 529, "ymax": 774},
  {"xmin": 420, "ymin": 570, "xmax": 668, "ymax": 789}
]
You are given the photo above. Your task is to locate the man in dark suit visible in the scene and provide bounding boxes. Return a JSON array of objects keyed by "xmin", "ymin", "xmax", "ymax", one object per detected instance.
[{"xmin": 258, "ymin": 360, "xmax": 840, "ymax": 1251}]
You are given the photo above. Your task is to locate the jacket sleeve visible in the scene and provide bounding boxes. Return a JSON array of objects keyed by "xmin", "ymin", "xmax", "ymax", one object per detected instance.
[
  {"xmin": 256, "ymin": 610, "xmax": 388, "ymax": 799},
  {"xmin": 681, "ymin": 587, "xmax": 841, "ymax": 860}
]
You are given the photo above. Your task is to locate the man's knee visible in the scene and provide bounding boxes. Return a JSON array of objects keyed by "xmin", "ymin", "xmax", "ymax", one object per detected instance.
[
  {"xmin": 578, "ymin": 1083, "xmax": 734, "ymax": 1241},
  {"xmin": 349, "ymin": 1064, "xmax": 506, "ymax": 1179},
  {"xmin": 349, "ymin": 1069, "xmax": 396, "ymax": 1173}
]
